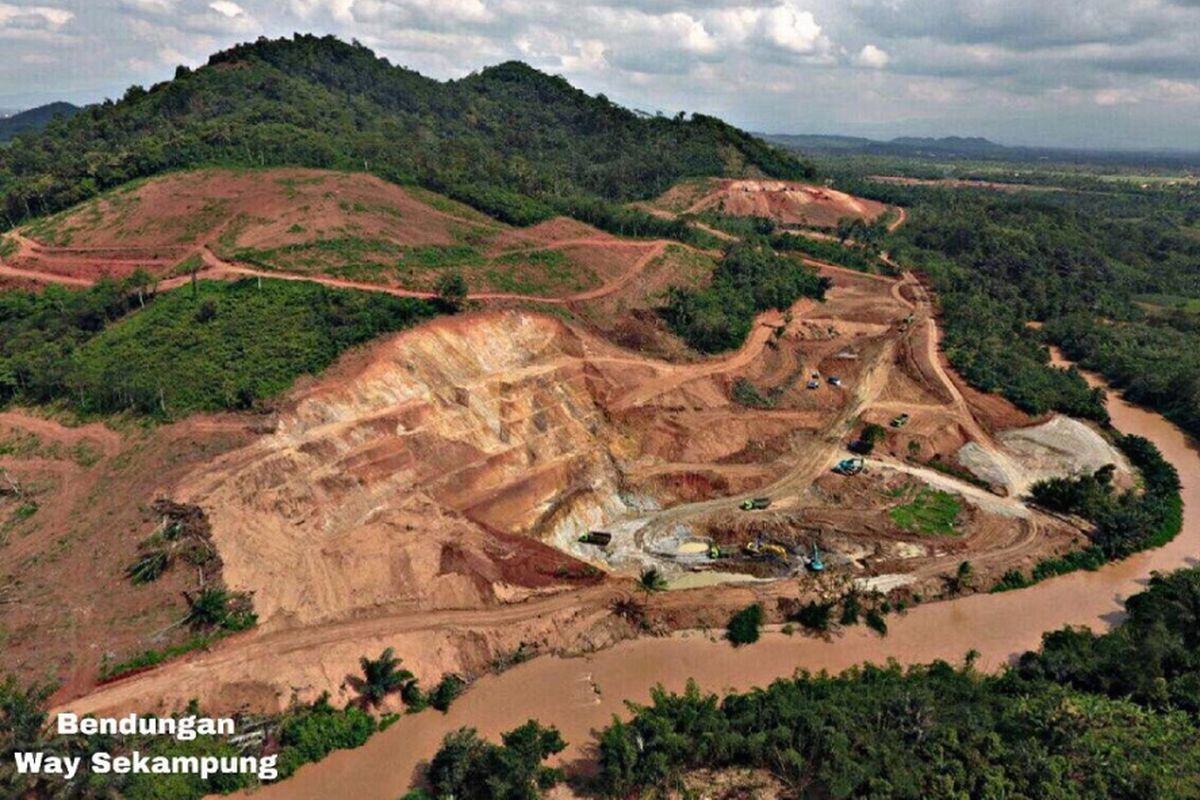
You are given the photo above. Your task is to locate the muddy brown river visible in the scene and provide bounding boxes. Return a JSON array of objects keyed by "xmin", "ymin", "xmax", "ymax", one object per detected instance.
[{"xmin": 247, "ymin": 356, "xmax": 1199, "ymax": 798}]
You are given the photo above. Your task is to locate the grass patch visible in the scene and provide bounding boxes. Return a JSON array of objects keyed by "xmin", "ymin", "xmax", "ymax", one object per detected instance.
[
  {"xmin": 99, "ymin": 631, "xmax": 227, "ymax": 682},
  {"xmin": 1133, "ymin": 293, "xmax": 1200, "ymax": 314},
  {"xmin": 889, "ymin": 487, "xmax": 962, "ymax": 536},
  {"xmin": 0, "ymin": 236, "xmax": 15, "ymax": 259}
]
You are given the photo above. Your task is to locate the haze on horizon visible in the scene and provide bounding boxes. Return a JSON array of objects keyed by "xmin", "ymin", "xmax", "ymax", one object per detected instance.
[{"xmin": 1, "ymin": 0, "xmax": 1198, "ymax": 151}]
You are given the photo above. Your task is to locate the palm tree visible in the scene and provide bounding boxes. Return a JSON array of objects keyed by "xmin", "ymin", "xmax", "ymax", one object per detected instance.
[
  {"xmin": 351, "ymin": 647, "xmax": 414, "ymax": 709},
  {"xmin": 183, "ymin": 587, "xmax": 230, "ymax": 630},
  {"xmin": 637, "ymin": 567, "xmax": 668, "ymax": 595}
]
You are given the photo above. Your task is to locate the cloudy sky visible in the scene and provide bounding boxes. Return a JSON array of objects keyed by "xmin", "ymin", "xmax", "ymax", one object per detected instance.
[{"xmin": 2, "ymin": 0, "xmax": 1199, "ymax": 149}]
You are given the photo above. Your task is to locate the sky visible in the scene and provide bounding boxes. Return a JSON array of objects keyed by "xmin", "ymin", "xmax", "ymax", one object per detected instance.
[{"xmin": 1, "ymin": 0, "xmax": 1199, "ymax": 150}]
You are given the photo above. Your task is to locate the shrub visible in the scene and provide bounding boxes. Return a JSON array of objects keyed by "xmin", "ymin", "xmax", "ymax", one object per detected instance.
[{"xmin": 727, "ymin": 603, "xmax": 764, "ymax": 646}]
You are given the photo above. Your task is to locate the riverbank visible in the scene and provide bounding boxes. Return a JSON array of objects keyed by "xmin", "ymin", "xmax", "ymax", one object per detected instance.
[{"xmin": 243, "ymin": 354, "xmax": 1199, "ymax": 798}]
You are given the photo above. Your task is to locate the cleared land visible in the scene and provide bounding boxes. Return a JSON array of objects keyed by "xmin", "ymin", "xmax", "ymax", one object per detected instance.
[
  {"xmin": 0, "ymin": 172, "xmax": 1124, "ymax": 723},
  {"xmin": 1, "ymin": 169, "xmax": 661, "ymax": 297},
  {"xmin": 649, "ymin": 178, "xmax": 889, "ymax": 228}
]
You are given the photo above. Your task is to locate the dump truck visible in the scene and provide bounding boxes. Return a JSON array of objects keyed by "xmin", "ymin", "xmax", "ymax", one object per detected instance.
[
  {"xmin": 740, "ymin": 497, "xmax": 771, "ymax": 511},
  {"xmin": 833, "ymin": 457, "xmax": 864, "ymax": 476},
  {"xmin": 891, "ymin": 413, "xmax": 910, "ymax": 428},
  {"xmin": 578, "ymin": 531, "xmax": 612, "ymax": 547},
  {"xmin": 827, "ymin": 376, "xmax": 843, "ymax": 387}
]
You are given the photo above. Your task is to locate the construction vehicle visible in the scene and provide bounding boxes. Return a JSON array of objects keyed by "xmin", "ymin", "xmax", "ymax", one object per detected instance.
[
  {"xmin": 833, "ymin": 457, "xmax": 864, "ymax": 476},
  {"xmin": 578, "ymin": 531, "xmax": 612, "ymax": 547},
  {"xmin": 744, "ymin": 540, "xmax": 788, "ymax": 560},
  {"xmin": 891, "ymin": 413, "xmax": 910, "ymax": 428},
  {"xmin": 708, "ymin": 544, "xmax": 730, "ymax": 559},
  {"xmin": 827, "ymin": 376, "xmax": 843, "ymax": 387},
  {"xmin": 806, "ymin": 379, "xmax": 820, "ymax": 390},
  {"xmin": 809, "ymin": 544, "xmax": 825, "ymax": 572},
  {"xmin": 740, "ymin": 497, "xmax": 771, "ymax": 511}
]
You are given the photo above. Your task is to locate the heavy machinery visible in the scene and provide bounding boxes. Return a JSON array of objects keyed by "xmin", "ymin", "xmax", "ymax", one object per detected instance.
[
  {"xmin": 744, "ymin": 540, "xmax": 789, "ymax": 560},
  {"xmin": 833, "ymin": 457, "xmax": 864, "ymax": 476},
  {"xmin": 827, "ymin": 376, "xmax": 843, "ymax": 387},
  {"xmin": 891, "ymin": 413, "xmax": 910, "ymax": 428},
  {"xmin": 809, "ymin": 544, "xmax": 825, "ymax": 572},
  {"xmin": 578, "ymin": 531, "xmax": 612, "ymax": 547},
  {"xmin": 740, "ymin": 497, "xmax": 772, "ymax": 511}
]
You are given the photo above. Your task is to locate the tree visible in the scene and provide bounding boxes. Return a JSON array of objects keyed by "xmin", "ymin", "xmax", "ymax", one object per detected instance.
[
  {"xmin": 349, "ymin": 647, "xmax": 415, "ymax": 709},
  {"xmin": 427, "ymin": 721, "xmax": 566, "ymax": 800},
  {"xmin": 727, "ymin": 603, "xmax": 763, "ymax": 646},
  {"xmin": 436, "ymin": 271, "xmax": 468, "ymax": 310},
  {"xmin": 637, "ymin": 567, "xmax": 668, "ymax": 595}
]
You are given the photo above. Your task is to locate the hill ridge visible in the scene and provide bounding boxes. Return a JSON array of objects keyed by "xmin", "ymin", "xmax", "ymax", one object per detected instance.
[{"xmin": 0, "ymin": 34, "xmax": 810, "ymax": 233}]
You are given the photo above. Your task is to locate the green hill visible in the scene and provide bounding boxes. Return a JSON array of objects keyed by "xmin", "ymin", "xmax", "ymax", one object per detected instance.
[
  {"xmin": 0, "ymin": 35, "xmax": 810, "ymax": 232},
  {"xmin": 0, "ymin": 102, "xmax": 80, "ymax": 143}
]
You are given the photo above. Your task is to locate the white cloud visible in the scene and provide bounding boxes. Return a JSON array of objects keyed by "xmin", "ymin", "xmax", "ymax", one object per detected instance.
[
  {"xmin": 760, "ymin": 4, "xmax": 824, "ymax": 54},
  {"xmin": 0, "ymin": 3, "xmax": 73, "ymax": 27},
  {"xmin": 1094, "ymin": 87, "xmax": 1140, "ymax": 106},
  {"xmin": 209, "ymin": 1, "xmax": 245, "ymax": 18},
  {"xmin": 855, "ymin": 44, "xmax": 890, "ymax": 68}
]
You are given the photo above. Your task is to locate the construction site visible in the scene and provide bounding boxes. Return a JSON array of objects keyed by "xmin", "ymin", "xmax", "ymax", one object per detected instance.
[{"xmin": 0, "ymin": 170, "xmax": 1130, "ymax": 716}]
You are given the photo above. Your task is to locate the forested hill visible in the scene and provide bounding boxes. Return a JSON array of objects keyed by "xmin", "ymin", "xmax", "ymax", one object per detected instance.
[
  {"xmin": 0, "ymin": 34, "xmax": 810, "ymax": 230},
  {"xmin": 0, "ymin": 102, "xmax": 80, "ymax": 143}
]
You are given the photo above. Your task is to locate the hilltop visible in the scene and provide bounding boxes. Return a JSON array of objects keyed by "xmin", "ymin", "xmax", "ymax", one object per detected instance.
[
  {"xmin": 0, "ymin": 102, "xmax": 79, "ymax": 143},
  {"xmin": 0, "ymin": 35, "xmax": 810, "ymax": 232}
]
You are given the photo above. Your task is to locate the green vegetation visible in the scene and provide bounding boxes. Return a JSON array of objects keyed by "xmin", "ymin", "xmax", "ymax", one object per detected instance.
[
  {"xmin": 726, "ymin": 603, "xmax": 763, "ymax": 646},
  {"xmin": 429, "ymin": 674, "xmax": 467, "ymax": 712},
  {"xmin": 788, "ymin": 599, "xmax": 835, "ymax": 632},
  {"xmin": 0, "ymin": 278, "xmax": 439, "ymax": 419},
  {"xmin": 100, "ymin": 631, "xmax": 230, "ymax": 682},
  {"xmin": 888, "ymin": 486, "xmax": 962, "ymax": 536},
  {"xmin": 850, "ymin": 421, "xmax": 886, "ymax": 454},
  {"xmin": 730, "ymin": 377, "xmax": 774, "ymax": 409},
  {"xmin": 662, "ymin": 240, "xmax": 830, "ymax": 352},
  {"xmin": 996, "ymin": 434, "xmax": 1181, "ymax": 591},
  {"xmin": 350, "ymin": 647, "xmax": 416, "ymax": 710},
  {"xmin": 275, "ymin": 694, "xmax": 376, "ymax": 779},
  {"xmin": 424, "ymin": 721, "xmax": 566, "ymax": 800},
  {"xmin": 637, "ymin": 567, "xmax": 668, "ymax": 595},
  {"xmin": 0, "ymin": 36, "xmax": 809, "ymax": 242},
  {"xmin": 436, "ymin": 271, "xmax": 468, "ymax": 309}
]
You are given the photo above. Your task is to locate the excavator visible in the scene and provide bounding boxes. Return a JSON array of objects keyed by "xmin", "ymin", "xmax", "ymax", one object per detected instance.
[
  {"xmin": 743, "ymin": 539, "xmax": 789, "ymax": 561},
  {"xmin": 808, "ymin": 544, "xmax": 825, "ymax": 572}
]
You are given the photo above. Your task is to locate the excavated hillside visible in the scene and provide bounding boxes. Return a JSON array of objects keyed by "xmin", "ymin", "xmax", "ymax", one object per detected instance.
[{"xmin": 176, "ymin": 313, "xmax": 629, "ymax": 630}]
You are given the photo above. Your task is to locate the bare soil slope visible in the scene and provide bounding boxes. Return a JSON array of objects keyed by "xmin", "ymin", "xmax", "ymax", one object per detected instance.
[
  {"xmin": 653, "ymin": 178, "xmax": 889, "ymax": 228},
  {"xmin": 5, "ymin": 169, "xmax": 657, "ymax": 296}
]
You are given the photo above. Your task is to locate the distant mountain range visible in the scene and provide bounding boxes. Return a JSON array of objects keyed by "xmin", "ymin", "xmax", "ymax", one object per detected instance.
[
  {"xmin": 761, "ymin": 132, "xmax": 1200, "ymax": 168},
  {"xmin": 0, "ymin": 102, "xmax": 81, "ymax": 142}
]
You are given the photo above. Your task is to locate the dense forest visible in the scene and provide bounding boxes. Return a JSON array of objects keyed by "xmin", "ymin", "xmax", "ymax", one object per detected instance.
[{"xmin": 0, "ymin": 35, "xmax": 809, "ymax": 237}]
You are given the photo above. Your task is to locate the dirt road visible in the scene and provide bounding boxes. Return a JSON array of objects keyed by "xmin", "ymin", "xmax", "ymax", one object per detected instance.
[{"xmin": 229, "ymin": 351, "xmax": 1200, "ymax": 800}]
